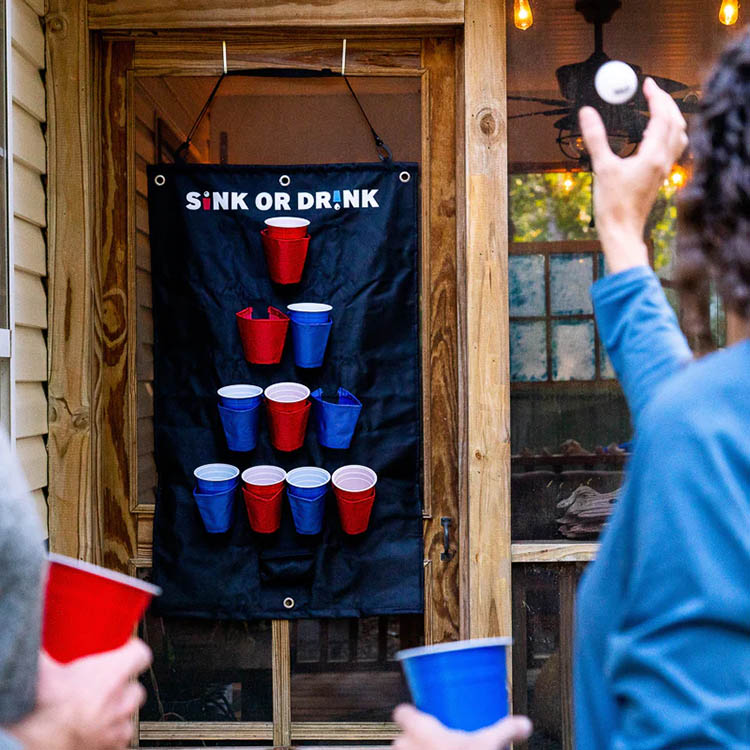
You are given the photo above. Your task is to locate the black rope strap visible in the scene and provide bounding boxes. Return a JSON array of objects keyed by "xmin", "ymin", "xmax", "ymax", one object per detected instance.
[{"xmin": 175, "ymin": 67, "xmax": 393, "ymax": 163}]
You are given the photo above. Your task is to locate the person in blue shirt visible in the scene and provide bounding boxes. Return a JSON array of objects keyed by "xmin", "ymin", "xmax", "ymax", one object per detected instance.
[{"xmin": 393, "ymin": 30, "xmax": 750, "ymax": 750}]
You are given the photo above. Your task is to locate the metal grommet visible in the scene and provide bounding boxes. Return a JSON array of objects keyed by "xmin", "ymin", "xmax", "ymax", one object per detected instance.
[
  {"xmin": 154, "ymin": 174, "xmax": 166, "ymax": 186},
  {"xmin": 399, "ymin": 171, "xmax": 411, "ymax": 183},
  {"xmin": 283, "ymin": 597, "xmax": 295, "ymax": 610},
  {"xmin": 279, "ymin": 174, "xmax": 291, "ymax": 187}
]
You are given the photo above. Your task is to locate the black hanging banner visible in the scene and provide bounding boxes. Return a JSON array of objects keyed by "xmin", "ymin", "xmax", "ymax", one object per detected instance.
[{"xmin": 147, "ymin": 161, "xmax": 423, "ymax": 620}]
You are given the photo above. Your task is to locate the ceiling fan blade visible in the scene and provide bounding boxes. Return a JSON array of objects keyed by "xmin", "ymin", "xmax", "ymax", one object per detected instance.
[
  {"xmin": 508, "ymin": 94, "xmax": 570, "ymax": 107},
  {"xmin": 509, "ymin": 108, "xmax": 572, "ymax": 120},
  {"xmin": 639, "ymin": 73, "xmax": 690, "ymax": 94}
]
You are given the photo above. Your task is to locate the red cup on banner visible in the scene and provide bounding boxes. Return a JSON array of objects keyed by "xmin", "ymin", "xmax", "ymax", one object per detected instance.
[
  {"xmin": 261, "ymin": 230, "xmax": 310, "ymax": 285},
  {"xmin": 267, "ymin": 399, "xmax": 311, "ymax": 452},
  {"xmin": 265, "ymin": 382, "xmax": 310, "ymax": 413},
  {"xmin": 241, "ymin": 465, "xmax": 287, "ymax": 498},
  {"xmin": 335, "ymin": 490, "xmax": 377, "ymax": 535},
  {"xmin": 242, "ymin": 484, "xmax": 283, "ymax": 534},
  {"xmin": 264, "ymin": 217, "xmax": 310, "ymax": 239},
  {"xmin": 236, "ymin": 306, "xmax": 289, "ymax": 365},
  {"xmin": 331, "ymin": 465, "xmax": 378, "ymax": 500},
  {"xmin": 43, "ymin": 554, "xmax": 161, "ymax": 664}
]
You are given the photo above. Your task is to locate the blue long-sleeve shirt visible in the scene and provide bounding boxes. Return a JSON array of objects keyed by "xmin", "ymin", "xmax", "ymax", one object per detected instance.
[{"xmin": 575, "ymin": 265, "xmax": 750, "ymax": 749}]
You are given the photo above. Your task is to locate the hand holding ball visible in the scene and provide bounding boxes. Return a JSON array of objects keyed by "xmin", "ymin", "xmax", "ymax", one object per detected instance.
[{"xmin": 595, "ymin": 61, "xmax": 638, "ymax": 105}]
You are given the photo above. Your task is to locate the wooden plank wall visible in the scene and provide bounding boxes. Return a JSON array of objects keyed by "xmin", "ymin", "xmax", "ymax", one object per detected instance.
[{"xmin": 12, "ymin": 0, "xmax": 48, "ymax": 535}]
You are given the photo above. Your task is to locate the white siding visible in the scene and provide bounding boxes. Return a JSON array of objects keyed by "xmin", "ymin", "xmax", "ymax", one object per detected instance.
[{"xmin": 11, "ymin": 0, "xmax": 47, "ymax": 535}]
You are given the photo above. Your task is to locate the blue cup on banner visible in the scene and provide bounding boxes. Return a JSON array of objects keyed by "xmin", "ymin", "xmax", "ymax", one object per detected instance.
[
  {"xmin": 291, "ymin": 319, "xmax": 333, "ymax": 368},
  {"xmin": 311, "ymin": 387, "xmax": 363, "ymax": 449},
  {"xmin": 397, "ymin": 638, "xmax": 512, "ymax": 731},
  {"xmin": 287, "ymin": 487, "xmax": 327, "ymax": 535},
  {"xmin": 218, "ymin": 384, "xmax": 263, "ymax": 411},
  {"xmin": 193, "ymin": 463, "xmax": 240, "ymax": 494},
  {"xmin": 286, "ymin": 466, "xmax": 331, "ymax": 499},
  {"xmin": 193, "ymin": 480, "xmax": 238, "ymax": 534},
  {"xmin": 287, "ymin": 303, "xmax": 332, "ymax": 324},
  {"xmin": 218, "ymin": 402, "xmax": 261, "ymax": 452}
]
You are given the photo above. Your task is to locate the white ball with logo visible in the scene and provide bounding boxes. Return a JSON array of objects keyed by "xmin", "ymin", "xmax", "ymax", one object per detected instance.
[{"xmin": 595, "ymin": 61, "xmax": 638, "ymax": 105}]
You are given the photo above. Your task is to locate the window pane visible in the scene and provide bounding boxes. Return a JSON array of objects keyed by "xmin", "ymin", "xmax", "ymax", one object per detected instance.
[
  {"xmin": 291, "ymin": 615, "xmax": 422, "ymax": 722},
  {"xmin": 511, "ymin": 321, "xmax": 548, "ymax": 382},
  {"xmin": 510, "ymin": 254, "xmax": 546, "ymax": 317},
  {"xmin": 551, "ymin": 321, "xmax": 595, "ymax": 381},
  {"xmin": 549, "ymin": 254, "xmax": 593, "ymax": 315}
]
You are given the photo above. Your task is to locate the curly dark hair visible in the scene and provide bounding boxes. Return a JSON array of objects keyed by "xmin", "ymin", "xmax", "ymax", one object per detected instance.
[{"xmin": 677, "ymin": 31, "xmax": 750, "ymax": 343}]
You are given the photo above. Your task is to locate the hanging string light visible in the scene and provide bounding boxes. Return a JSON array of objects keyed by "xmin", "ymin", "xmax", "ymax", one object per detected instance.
[
  {"xmin": 720, "ymin": 0, "xmax": 740, "ymax": 26},
  {"xmin": 665, "ymin": 165, "xmax": 688, "ymax": 190},
  {"xmin": 514, "ymin": 0, "xmax": 534, "ymax": 30}
]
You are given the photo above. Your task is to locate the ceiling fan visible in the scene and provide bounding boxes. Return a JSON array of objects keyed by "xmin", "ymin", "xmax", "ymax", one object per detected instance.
[{"xmin": 509, "ymin": 0, "xmax": 700, "ymax": 160}]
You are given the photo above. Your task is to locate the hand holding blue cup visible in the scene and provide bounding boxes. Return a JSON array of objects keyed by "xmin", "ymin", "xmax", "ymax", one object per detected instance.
[{"xmin": 397, "ymin": 638, "xmax": 512, "ymax": 731}]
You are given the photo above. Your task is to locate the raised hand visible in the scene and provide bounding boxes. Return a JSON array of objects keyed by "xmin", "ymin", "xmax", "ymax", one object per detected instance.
[{"xmin": 579, "ymin": 77, "xmax": 689, "ymax": 274}]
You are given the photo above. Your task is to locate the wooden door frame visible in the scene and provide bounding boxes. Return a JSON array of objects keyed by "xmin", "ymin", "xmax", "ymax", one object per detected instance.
[{"xmin": 46, "ymin": 3, "xmax": 511, "ymax": 741}]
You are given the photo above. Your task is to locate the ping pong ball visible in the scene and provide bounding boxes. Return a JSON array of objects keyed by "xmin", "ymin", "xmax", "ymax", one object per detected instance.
[{"xmin": 595, "ymin": 61, "xmax": 638, "ymax": 105}]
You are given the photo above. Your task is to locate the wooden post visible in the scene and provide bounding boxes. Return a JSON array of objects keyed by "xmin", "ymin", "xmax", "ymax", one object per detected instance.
[
  {"xmin": 462, "ymin": 0, "xmax": 512, "ymax": 640},
  {"xmin": 46, "ymin": 0, "xmax": 94, "ymax": 560}
]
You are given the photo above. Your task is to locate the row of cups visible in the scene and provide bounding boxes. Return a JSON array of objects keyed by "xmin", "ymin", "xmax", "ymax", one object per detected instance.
[
  {"xmin": 218, "ymin": 382, "xmax": 362, "ymax": 452},
  {"xmin": 193, "ymin": 463, "xmax": 378, "ymax": 536},
  {"xmin": 236, "ymin": 302, "xmax": 333, "ymax": 368},
  {"xmin": 261, "ymin": 217, "xmax": 311, "ymax": 285}
]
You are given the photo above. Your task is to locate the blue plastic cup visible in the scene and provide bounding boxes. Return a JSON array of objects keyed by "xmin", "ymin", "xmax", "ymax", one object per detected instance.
[
  {"xmin": 218, "ymin": 384, "xmax": 263, "ymax": 410},
  {"xmin": 286, "ymin": 466, "xmax": 331, "ymax": 498},
  {"xmin": 287, "ymin": 303, "xmax": 332, "ymax": 324},
  {"xmin": 218, "ymin": 402, "xmax": 261, "ymax": 452},
  {"xmin": 287, "ymin": 487, "xmax": 327, "ymax": 535},
  {"xmin": 193, "ymin": 481, "xmax": 238, "ymax": 533},
  {"xmin": 311, "ymin": 387, "xmax": 363, "ymax": 449},
  {"xmin": 397, "ymin": 638, "xmax": 512, "ymax": 731},
  {"xmin": 194, "ymin": 463, "xmax": 240, "ymax": 494},
  {"xmin": 291, "ymin": 319, "xmax": 332, "ymax": 368}
]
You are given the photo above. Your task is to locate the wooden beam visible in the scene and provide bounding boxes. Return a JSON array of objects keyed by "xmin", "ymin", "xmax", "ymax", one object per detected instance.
[
  {"xmin": 462, "ymin": 0, "xmax": 511, "ymax": 639},
  {"xmin": 95, "ymin": 39, "xmax": 137, "ymax": 572},
  {"xmin": 272, "ymin": 620, "xmax": 291, "ymax": 747},
  {"xmin": 511, "ymin": 542, "xmax": 599, "ymax": 563},
  {"xmin": 88, "ymin": 1, "xmax": 464, "ymax": 30},
  {"xmin": 46, "ymin": 0, "xmax": 94, "ymax": 560}
]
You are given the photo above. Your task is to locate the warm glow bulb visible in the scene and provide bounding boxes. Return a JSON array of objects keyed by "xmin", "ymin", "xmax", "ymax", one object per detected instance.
[
  {"xmin": 563, "ymin": 174, "xmax": 575, "ymax": 192},
  {"xmin": 514, "ymin": 0, "xmax": 534, "ymax": 30},
  {"xmin": 666, "ymin": 165, "xmax": 688, "ymax": 189},
  {"xmin": 720, "ymin": 0, "xmax": 739, "ymax": 25}
]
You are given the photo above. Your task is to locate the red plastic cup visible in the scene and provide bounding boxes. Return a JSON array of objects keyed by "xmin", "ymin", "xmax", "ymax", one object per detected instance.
[
  {"xmin": 331, "ymin": 465, "xmax": 378, "ymax": 500},
  {"xmin": 261, "ymin": 230, "xmax": 310, "ymax": 284},
  {"xmin": 42, "ymin": 554, "xmax": 161, "ymax": 664},
  {"xmin": 236, "ymin": 306, "xmax": 289, "ymax": 364},
  {"xmin": 242, "ymin": 484, "xmax": 283, "ymax": 533},
  {"xmin": 335, "ymin": 490, "xmax": 376, "ymax": 535},
  {"xmin": 241, "ymin": 465, "xmax": 287, "ymax": 498},
  {"xmin": 264, "ymin": 382, "xmax": 310, "ymax": 413},
  {"xmin": 264, "ymin": 217, "xmax": 310, "ymax": 239},
  {"xmin": 266, "ymin": 399, "xmax": 311, "ymax": 452}
]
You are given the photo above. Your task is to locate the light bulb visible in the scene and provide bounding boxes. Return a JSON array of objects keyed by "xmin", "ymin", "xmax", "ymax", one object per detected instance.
[
  {"xmin": 514, "ymin": 0, "xmax": 534, "ymax": 30},
  {"xmin": 720, "ymin": 0, "xmax": 739, "ymax": 25},
  {"xmin": 665, "ymin": 165, "xmax": 688, "ymax": 189},
  {"xmin": 563, "ymin": 174, "xmax": 575, "ymax": 192}
]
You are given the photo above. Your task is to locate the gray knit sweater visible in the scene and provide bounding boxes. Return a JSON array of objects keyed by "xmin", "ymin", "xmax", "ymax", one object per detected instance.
[{"xmin": 0, "ymin": 433, "xmax": 45, "ymax": 746}]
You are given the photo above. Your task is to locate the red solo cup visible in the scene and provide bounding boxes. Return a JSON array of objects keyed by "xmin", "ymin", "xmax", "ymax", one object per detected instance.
[
  {"xmin": 331, "ymin": 465, "xmax": 378, "ymax": 501},
  {"xmin": 264, "ymin": 217, "xmax": 310, "ymax": 239},
  {"xmin": 335, "ymin": 490, "xmax": 376, "ymax": 535},
  {"xmin": 265, "ymin": 382, "xmax": 310, "ymax": 413},
  {"xmin": 242, "ymin": 485, "xmax": 283, "ymax": 533},
  {"xmin": 241, "ymin": 465, "xmax": 287, "ymax": 498},
  {"xmin": 236, "ymin": 306, "xmax": 289, "ymax": 365},
  {"xmin": 261, "ymin": 230, "xmax": 310, "ymax": 285},
  {"xmin": 266, "ymin": 399, "xmax": 311, "ymax": 452},
  {"xmin": 43, "ymin": 554, "xmax": 161, "ymax": 664}
]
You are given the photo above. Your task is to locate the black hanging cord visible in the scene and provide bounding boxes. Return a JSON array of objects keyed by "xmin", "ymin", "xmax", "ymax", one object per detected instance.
[{"xmin": 175, "ymin": 68, "xmax": 392, "ymax": 163}]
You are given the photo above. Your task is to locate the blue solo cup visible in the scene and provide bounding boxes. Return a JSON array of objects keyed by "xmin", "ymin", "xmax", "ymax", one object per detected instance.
[
  {"xmin": 291, "ymin": 319, "xmax": 333, "ymax": 368},
  {"xmin": 194, "ymin": 463, "xmax": 240, "ymax": 493},
  {"xmin": 397, "ymin": 638, "xmax": 512, "ymax": 731},
  {"xmin": 287, "ymin": 487, "xmax": 327, "ymax": 535},
  {"xmin": 218, "ymin": 384, "xmax": 263, "ymax": 410},
  {"xmin": 311, "ymin": 387, "xmax": 363, "ymax": 449},
  {"xmin": 286, "ymin": 466, "xmax": 330, "ymax": 499},
  {"xmin": 218, "ymin": 402, "xmax": 261, "ymax": 452},
  {"xmin": 193, "ymin": 481, "xmax": 238, "ymax": 533},
  {"xmin": 287, "ymin": 303, "xmax": 332, "ymax": 324}
]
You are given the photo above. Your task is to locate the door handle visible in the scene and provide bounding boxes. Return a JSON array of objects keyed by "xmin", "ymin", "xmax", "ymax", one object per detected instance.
[{"xmin": 440, "ymin": 517, "xmax": 454, "ymax": 561}]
